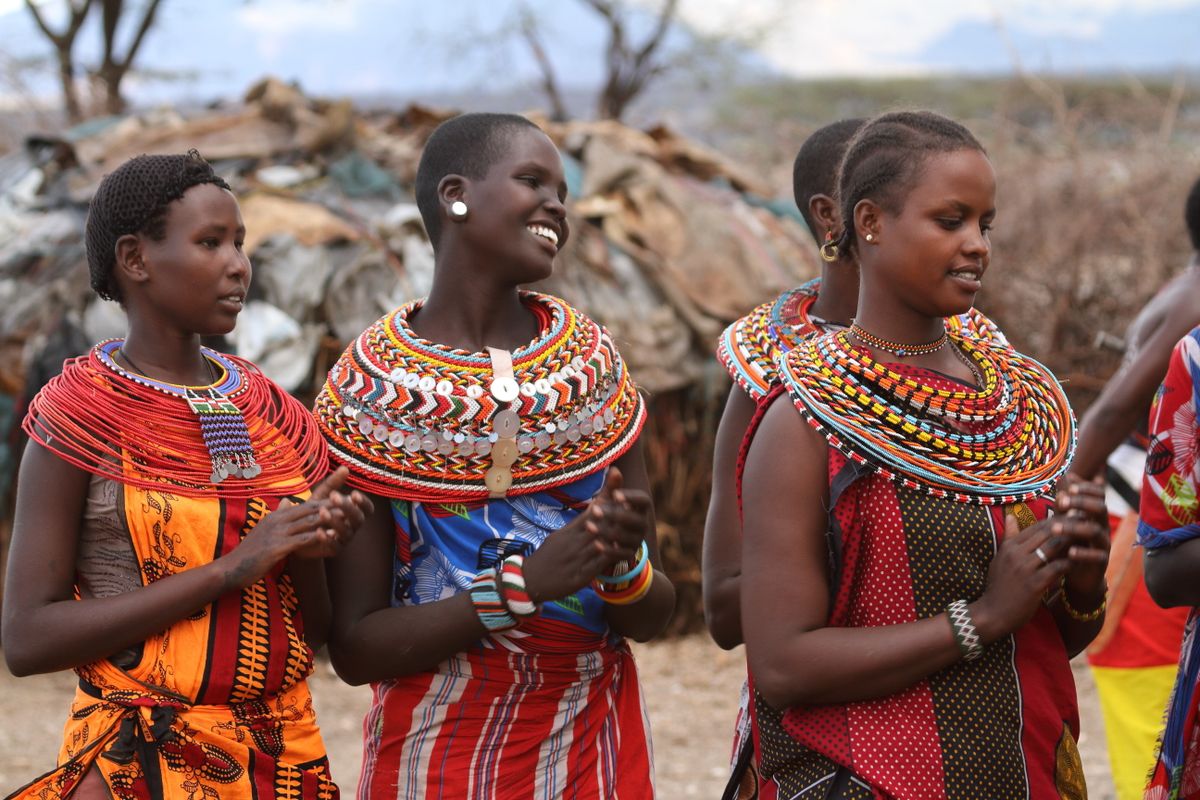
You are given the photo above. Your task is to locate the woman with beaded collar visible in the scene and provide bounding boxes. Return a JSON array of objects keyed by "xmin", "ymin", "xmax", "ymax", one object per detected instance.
[
  {"xmin": 2, "ymin": 151, "xmax": 371, "ymax": 798},
  {"xmin": 738, "ymin": 112, "xmax": 1110, "ymax": 799},
  {"xmin": 315, "ymin": 113, "xmax": 675, "ymax": 797}
]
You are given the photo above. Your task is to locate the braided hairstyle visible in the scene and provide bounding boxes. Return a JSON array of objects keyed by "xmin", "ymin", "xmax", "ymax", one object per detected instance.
[
  {"xmin": 832, "ymin": 111, "xmax": 984, "ymax": 256},
  {"xmin": 415, "ymin": 112, "xmax": 542, "ymax": 249},
  {"xmin": 86, "ymin": 149, "xmax": 231, "ymax": 302},
  {"xmin": 1186, "ymin": 173, "xmax": 1200, "ymax": 251},
  {"xmin": 792, "ymin": 118, "xmax": 866, "ymax": 245}
]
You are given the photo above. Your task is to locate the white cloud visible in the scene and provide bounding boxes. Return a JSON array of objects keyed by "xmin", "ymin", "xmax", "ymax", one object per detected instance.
[{"xmin": 666, "ymin": 0, "xmax": 1200, "ymax": 76}]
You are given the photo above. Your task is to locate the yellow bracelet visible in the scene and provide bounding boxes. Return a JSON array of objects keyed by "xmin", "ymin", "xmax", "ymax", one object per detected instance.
[{"xmin": 1059, "ymin": 576, "xmax": 1106, "ymax": 622}]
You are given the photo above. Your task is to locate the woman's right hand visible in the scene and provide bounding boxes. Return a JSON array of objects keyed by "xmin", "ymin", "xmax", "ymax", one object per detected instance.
[
  {"xmin": 222, "ymin": 469, "xmax": 363, "ymax": 591},
  {"xmin": 972, "ymin": 513, "xmax": 1076, "ymax": 640}
]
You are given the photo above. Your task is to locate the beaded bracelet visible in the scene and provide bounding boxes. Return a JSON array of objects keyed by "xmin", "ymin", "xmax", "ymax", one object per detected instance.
[
  {"xmin": 594, "ymin": 541, "xmax": 650, "ymax": 586},
  {"xmin": 498, "ymin": 555, "xmax": 541, "ymax": 619},
  {"xmin": 1059, "ymin": 576, "xmax": 1106, "ymax": 622},
  {"xmin": 593, "ymin": 561, "xmax": 654, "ymax": 605},
  {"xmin": 469, "ymin": 567, "xmax": 519, "ymax": 632},
  {"xmin": 946, "ymin": 599, "xmax": 984, "ymax": 662}
]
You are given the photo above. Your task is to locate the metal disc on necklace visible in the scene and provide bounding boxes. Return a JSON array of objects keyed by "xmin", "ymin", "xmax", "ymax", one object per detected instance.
[
  {"xmin": 241, "ymin": 463, "xmax": 262, "ymax": 479},
  {"xmin": 493, "ymin": 409, "xmax": 521, "ymax": 438},
  {"xmin": 490, "ymin": 376, "xmax": 519, "ymax": 403}
]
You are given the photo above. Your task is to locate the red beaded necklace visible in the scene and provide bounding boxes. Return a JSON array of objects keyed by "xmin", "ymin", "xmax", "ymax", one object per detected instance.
[{"xmin": 24, "ymin": 340, "xmax": 327, "ymax": 498}]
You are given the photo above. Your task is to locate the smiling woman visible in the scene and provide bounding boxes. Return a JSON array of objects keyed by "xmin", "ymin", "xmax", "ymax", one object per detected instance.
[{"xmin": 313, "ymin": 112, "xmax": 674, "ymax": 798}]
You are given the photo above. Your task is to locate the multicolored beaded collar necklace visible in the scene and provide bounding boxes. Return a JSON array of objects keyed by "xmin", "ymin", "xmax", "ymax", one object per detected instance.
[
  {"xmin": 780, "ymin": 329, "xmax": 1075, "ymax": 504},
  {"xmin": 718, "ymin": 279, "xmax": 838, "ymax": 400},
  {"xmin": 23, "ymin": 339, "xmax": 327, "ymax": 497},
  {"xmin": 313, "ymin": 291, "xmax": 646, "ymax": 502}
]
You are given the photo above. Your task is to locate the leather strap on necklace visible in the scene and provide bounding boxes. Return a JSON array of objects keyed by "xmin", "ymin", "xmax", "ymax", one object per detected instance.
[
  {"xmin": 485, "ymin": 346, "xmax": 519, "ymax": 498},
  {"xmin": 850, "ymin": 322, "xmax": 948, "ymax": 357}
]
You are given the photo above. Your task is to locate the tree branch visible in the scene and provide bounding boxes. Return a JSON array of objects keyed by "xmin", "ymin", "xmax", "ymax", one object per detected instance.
[{"xmin": 519, "ymin": 8, "xmax": 569, "ymax": 122}]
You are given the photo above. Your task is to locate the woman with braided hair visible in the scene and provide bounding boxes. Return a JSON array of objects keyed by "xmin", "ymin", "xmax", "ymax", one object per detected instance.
[
  {"xmin": 314, "ymin": 113, "xmax": 674, "ymax": 797},
  {"xmin": 738, "ymin": 111, "xmax": 1110, "ymax": 799},
  {"xmin": 2, "ymin": 151, "xmax": 372, "ymax": 799}
]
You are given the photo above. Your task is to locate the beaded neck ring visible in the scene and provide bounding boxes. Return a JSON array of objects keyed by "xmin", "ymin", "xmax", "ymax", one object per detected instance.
[
  {"xmin": 718, "ymin": 279, "xmax": 843, "ymax": 400},
  {"xmin": 315, "ymin": 291, "xmax": 646, "ymax": 502},
  {"xmin": 781, "ymin": 329, "xmax": 1075, "ymax": 504},
  {"xmin": 849, "ymin": 321, "xmax": 949, "ymax": 357},
  {"xmin": 98, "ymin": 340, "xmax": 262, "ymax": 483}
]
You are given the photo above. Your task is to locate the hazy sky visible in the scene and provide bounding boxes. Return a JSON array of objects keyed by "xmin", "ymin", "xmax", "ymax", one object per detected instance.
[{"xmin": 1, "ymin": 0, "xmax": 1198, "ymax": 105}]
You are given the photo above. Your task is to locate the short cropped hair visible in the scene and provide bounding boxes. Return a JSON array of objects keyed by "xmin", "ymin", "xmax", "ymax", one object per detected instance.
[
  {"xmin": 86, "ymin": 150, "xmax": 230, "ymax": 302},
  {"xmin": 415, "ymin": 112, "xmax": 541, "ymax": 247},
  {"xmin": 792, "ymin": 118, "xmax": 866, "ymax": 244}
]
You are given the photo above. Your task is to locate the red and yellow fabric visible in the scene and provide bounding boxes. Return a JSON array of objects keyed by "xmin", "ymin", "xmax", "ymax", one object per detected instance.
[
  {"xmin": 8, "ymin": 349, "xmax": 336, "ymax": 800},
  {"xmin": 1138, "ymin": 327, "xmax": 1200, "ymax": 800},
  {"xmin": 1086, "ymin": 444, "xmax": 1187, "ymax": 800}
]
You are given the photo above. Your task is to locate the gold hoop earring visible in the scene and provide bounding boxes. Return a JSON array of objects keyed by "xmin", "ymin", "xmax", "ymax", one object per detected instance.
[{"xmin": 820, "ymin": 231, "xmax": 839, "ymax": 263}]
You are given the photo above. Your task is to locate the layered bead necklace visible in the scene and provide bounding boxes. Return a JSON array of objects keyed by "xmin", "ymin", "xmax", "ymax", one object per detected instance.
[
  {"xmin": 24, "ymin": 339, "xmax": 327, "ymax": 498},
  {"xmin": 313, "ymin": 291, "xmax": 646, "ymax": 502},
  {"xmin": 718, "ymin": 279, "xmax": 844, "ymax": 400},
  {"xmin": 781, "ymin": 329, "xmax": 1075, "ymax": 504}
]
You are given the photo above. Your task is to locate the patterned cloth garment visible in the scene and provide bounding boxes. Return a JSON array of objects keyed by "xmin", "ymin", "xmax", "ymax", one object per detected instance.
[
  {"xmin": 1138, "ymin": 326, "xmax": 1200, "ymax": 800},
  {"xmin": 356, "ymin": 471, "xmax": 654, "ymax": 798},
  {"xmin": 10, "ymin": 348, "xmax": 337, "ymax": 800}
]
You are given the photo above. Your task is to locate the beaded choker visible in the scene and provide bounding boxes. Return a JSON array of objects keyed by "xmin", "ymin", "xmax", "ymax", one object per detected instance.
[
  {"xmin": 849, "ymin": 322, "xmax": 948, "ymax": 357},
  {"xmin": 313, "ymin": 291, "xmax": 646, "ymax": 502},
  {"xmin": 23, "ymin": 340, "xmax": 327, "ymax": 498},
  {"xmin": 780, "ymin": 330, "xmax": 1075, "ymax": 504}
]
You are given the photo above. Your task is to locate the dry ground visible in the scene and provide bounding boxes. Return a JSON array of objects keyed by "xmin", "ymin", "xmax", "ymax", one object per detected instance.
[{"xmin": 1, "ymin": 637, "xmax": 1115, "ymax": 798}]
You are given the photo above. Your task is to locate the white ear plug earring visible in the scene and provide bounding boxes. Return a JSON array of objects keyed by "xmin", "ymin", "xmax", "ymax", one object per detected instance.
[
  {"xmin": 450, "ymin": 201, "xmax": 469, "ymax": 219},
  {"xmin": 864, "ymin": 233, "xmax": 875, "ymax": 243}
]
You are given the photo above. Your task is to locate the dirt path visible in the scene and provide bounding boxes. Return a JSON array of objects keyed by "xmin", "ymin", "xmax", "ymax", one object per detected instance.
[{"xmin": 1, "ymin": 638, "xmax": 1115, "ymax": 798}]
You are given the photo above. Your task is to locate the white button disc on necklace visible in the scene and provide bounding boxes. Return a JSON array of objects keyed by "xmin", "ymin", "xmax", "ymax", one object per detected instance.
[
  {"xmin": 493, "ymin": 409, "xmax": 520, "ymax": 438},
  {"xmin": 490, "ymin": 376, "xmax": 519, "ymax": 403}
]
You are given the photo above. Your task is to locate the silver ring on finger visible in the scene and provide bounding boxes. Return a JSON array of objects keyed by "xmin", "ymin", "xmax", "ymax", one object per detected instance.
[{"xmin": 1034, "ymin": 546, "xmax": 1049, "ymax": 565}]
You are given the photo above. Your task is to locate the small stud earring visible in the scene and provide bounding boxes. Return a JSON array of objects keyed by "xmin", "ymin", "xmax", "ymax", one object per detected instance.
[
  {"xmin": 450, "ymin": 201, "xmax": 468, "ymax": 219},
  {"xmin": 864, "ymin": 233, "xmax": 875, "ymax": 243}
]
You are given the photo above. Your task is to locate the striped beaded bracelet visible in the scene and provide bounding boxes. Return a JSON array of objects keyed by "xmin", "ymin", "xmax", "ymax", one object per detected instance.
[
  {"xmin": 946, "ymin": 599, "xmax": 984, "ymax": 662},
  {"xmin": 498, "ymin": 554, "xmax": 541, "ymax": 619},
  {"xmin": 469, "ymin": 567, "xmax": 519, "ymax": 632},
  {"xmin": 593, "ymin": 560, "xmax": 654, "ymax": 605}
]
